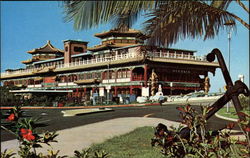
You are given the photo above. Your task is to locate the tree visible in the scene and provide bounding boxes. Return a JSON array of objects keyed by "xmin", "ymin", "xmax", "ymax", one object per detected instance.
[{"xmin": 63, "ymin": 0, "xmax": 249, "ymax": 47}]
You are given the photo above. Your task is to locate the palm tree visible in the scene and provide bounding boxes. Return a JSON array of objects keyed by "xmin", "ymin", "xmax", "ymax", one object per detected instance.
[{"xmin": 63, "ymin": 0, "xmax": 249, "ymax": 47}]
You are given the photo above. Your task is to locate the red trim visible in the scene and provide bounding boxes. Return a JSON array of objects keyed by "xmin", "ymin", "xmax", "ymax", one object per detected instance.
[
  {"xmin": 84, "ymin": 88, "xmax": 87, "ymax": 96},
  {"xmin": 130, "ymin": 85, "xmax": 133, "ymax": 95},
  {"xmin": 114, "ymin": 87, "xmax": 117, "ymax": 96},
  {"xmin": 144, "ymin": 65, "xmax": 148, "ymax": 87}
]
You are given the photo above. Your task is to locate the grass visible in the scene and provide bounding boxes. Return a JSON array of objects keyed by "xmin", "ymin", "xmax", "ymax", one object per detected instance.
[
  {"xmin": 75, "ymin": 126, "xmax": 249, "ymax": 158},
  {"xmin": 84, "ymin": 126, "xmax": 163, "ymax": 158},
  {"xmin": 217, "ymin": 107, "xmax": 250, "ymax": 119}
]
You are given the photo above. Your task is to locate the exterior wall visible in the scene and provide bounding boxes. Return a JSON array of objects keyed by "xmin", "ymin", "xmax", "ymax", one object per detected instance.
[
  {"xmin": 64, "ymin": 41, "xmax": 88, "ymax": 64},
  {"xmin": 64, "ymin": 41, "xmax": 71, "ymax": 64}
]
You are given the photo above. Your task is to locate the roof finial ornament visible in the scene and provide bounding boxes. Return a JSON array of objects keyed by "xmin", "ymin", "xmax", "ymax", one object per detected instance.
[{"xmin": 47, "ymin": 40, "xmax": 51, "ymax": 44}]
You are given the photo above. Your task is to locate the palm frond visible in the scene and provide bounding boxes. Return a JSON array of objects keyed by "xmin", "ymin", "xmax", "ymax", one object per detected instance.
[
  {"xmin": 143, "ymin": 1, "xmax": 236, "ymax": 47},
  {"xmin": 235, "ymin": 0, "xmax": 249, "ymax": 13},
  {"xmin": 63, "ymin": 1, "xmax": 155, "ymax": 30},
  {"xmin": 210, "ymin": 0, "xmax": 232, "ymax": 10}
]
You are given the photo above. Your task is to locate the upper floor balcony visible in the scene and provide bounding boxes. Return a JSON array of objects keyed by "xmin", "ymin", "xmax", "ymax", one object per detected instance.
[{"xmin": 1, "ymin": 51, "xmax": 218, "ymax": 79}]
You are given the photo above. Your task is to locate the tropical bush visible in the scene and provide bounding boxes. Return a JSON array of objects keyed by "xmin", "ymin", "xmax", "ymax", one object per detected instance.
[
  {"xmin": 151, "ymin": 104, "xmax": 250, "ymax": 157},
  {"xmin": 1, "ymin": 105, "xmax": 64, "ymax": 158},
  {"xmin": 1, "ymin": 105, "xmax": 109, "ymax": 158},
  {"xmin": 73, "ymin": 148, "xmax": 109, "ymax": 158},
  {"xmin": 239, "ymin": 94, "xmax": 250, "ymax": 109}
]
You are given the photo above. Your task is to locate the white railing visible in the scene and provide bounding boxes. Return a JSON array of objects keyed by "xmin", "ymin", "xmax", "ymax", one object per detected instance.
[
  {"xmin": 1, "ymin": 51, "xmax": 207, "ymax": 77},
  {"xmin": 1, "ymin": 68, "xmax": 35, "ymax": 77},
  {"xmin": 147, "ymin": 51, "xmax": 207, "ymax": 61}
]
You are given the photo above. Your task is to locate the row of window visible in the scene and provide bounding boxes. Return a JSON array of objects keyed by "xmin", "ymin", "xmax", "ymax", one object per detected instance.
[
  {"xmin": 34, "ymin": 60, "xmax": 64, "ymax": 68},
  {"xmin": 60, "ymin": 70, "xmax": 131, "ymax": 82},
  {"xmin": 102, "ymin": 39, "xmax": 136, "ymax": 45},
  {"xmin": 4, "ymin": 72, "xmax": 201, "ymax": 87}
]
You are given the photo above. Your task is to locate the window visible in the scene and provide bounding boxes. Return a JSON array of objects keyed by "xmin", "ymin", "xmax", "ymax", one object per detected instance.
[
  {"xmin": 111, "ymin": 71, "xmax": 116, "ymax": 79},
  {"xmin": 65, "ymin": 46, "xmax": 68, "ymax": 52},
  {"xmin": 122, "ymin": 70, "xmax": 127, "ymax": 78},
  {"xmin": 115, "ymin": 39, "xmax": 122, "ymax": 43},
  {"xmin": 122, "ymin": 39, "xmax": 128, "ymax": 43},
  {"xmin": 127, "ymin": 70, "xmax": 131, "ymax": 78},
  {"xmin": 128, "ymin": 40, "xmax": 135, "ymax": 43},
  {"xmin": 79, "ymin": 74, "xmax": 85, "ymax": 80},
  {"xmin": 96, "ymin": 72, "xmax": 101, "ymax": 79},
  {"xmin": 118, "ymin": 71, "xmax": 122, "ymax": 78},
  {"xmin": 74, "ymin": 47, "xmax": 84, "ymax": 52},
  {"xmin": 87, "ymin": 73, "xmax": 92, "ymax": 79}
]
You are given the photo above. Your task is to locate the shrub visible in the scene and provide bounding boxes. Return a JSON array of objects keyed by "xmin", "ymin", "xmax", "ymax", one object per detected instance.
[
  {"xmin": 151, "ymin": 104, "xmax": 250, "ymax": 157},
  {"xmin": 239, "ymin": 94, "xmax": 250, "ymax": 109},
  {"xmin": 73, "ymin": 148, "xmax": 109, "ymax": 158},
  {"xmin": 1, "ymin": 105, "xmax": 63, "ymax": 158}
]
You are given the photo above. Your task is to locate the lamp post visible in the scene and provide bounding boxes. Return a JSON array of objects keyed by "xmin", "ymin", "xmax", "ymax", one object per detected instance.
[
  {"xmin": 170, "ymin": 82, "xmax": 173, "ymax": 96},
  {"xmin": 224, "ymin": 20, "xmax": 235, "ymax": 113},
  {"xmin": 224, "ymin": 20, "xmax": 235, "ymax": 75}
]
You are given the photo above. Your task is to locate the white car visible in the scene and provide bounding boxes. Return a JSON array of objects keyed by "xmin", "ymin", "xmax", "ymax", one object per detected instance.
[{"xmin": 136, "ymin": 96, "xmax": 148, "ymax": 103}]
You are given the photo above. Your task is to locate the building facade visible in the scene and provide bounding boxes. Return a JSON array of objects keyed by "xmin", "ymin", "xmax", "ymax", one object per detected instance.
[{"xmin": 1, "ymin": 28, "xmax": 219, "ymax": 104}]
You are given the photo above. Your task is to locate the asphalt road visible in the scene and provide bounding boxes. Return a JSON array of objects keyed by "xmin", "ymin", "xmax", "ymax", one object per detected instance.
[{"xmin": 1, "ymin": 104, "xmax": 236, "ymax": 142}]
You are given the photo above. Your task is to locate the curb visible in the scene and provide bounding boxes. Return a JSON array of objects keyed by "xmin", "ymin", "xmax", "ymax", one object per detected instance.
[
  {"xmin": 215, "ymin": 113, "xmax": 238, "ymax": 122},
  {"xmin": 61, "ymin": 108, "xmax": 113, "ymax": 117},
  {"xmin": 0, "ymin": 103, "xmax": 160, "ymax": 110}
]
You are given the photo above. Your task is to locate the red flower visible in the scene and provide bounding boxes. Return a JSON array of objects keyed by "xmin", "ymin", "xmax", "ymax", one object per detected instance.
[
  {"xmin": 226, "ymin": 122, "xmax": 235, "ymax": 129},
  {"xmin": 20, "ymin": 128, "xmax": 35, "ymax": 141},
  {"xmin": 6, "ymin": 113, "xmax": 15, "ymax": 121},
  {"xmin": 166, "ymin": 135, "xmax": 174, "ymax": 141}
]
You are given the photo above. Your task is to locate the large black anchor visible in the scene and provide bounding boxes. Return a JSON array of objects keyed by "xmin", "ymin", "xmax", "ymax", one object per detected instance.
[
  {"xmin": 179, "ymin": 48, "xmax": 249, "ymax": 138},
  {"xmin": 205, "ymin": 48, "xmax": 249, "ymax": 121}
]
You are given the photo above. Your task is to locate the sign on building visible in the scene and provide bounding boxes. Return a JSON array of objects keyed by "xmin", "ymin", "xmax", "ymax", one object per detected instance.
[
  {"xmin": 105, "ymin": 85, "xmax": 111, "ymax": 90},
  {"xmin": 99, "ymin": 87, "xmax": 105, "ymax": 96},
  {"xmin": 142, "ymin": 87, "xmax": 149, "ymax": 97}
]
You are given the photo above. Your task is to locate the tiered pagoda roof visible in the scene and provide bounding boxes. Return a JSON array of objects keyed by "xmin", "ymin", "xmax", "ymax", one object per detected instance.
[
  {"xmin": 27, "ymin": 40, "xmax": 64, "ymax": 54},
  {"xmin": 94, "ymin": 28, "xmax": 148, "ymax": 39},
  {"xmin": 88, "ymin": 28, "xmax": 148, "ymax": 52},
  {"xmin": 22, "ymin": 40, "xmax": 64, "ymax": 64},
  {"xmin": 87, "ymin": 43, "xmax": 134, "ymax": 51}
]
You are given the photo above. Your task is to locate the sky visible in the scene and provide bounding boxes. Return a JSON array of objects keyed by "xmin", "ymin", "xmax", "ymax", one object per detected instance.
[{"xmin": 1, "ymin": 1, "xmax": 249, "ymax": 93}]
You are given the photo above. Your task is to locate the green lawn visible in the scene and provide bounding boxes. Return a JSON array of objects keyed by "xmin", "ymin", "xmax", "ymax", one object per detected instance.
[
  {"xmin": 74, "ymin": 126, "xmax": 248, "ymax": 158},
  {"xmin": 217, "ymin": 107, "xmax": 250, "ymax": 119},
  {"xmin": 79, "ymin": 127, "xmax": 163, "ymax": 158}
]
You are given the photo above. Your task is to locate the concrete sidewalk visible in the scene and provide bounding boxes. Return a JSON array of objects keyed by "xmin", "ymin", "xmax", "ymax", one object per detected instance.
[{"xmin": 1, "ymin": 117, "xmax": 180, "ymax": 157}]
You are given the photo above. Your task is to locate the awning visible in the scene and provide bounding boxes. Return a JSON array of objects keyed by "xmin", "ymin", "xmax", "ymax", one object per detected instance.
[{"xmin": 74, "ymin": 79, "xmax": 100, "ymax": 84}]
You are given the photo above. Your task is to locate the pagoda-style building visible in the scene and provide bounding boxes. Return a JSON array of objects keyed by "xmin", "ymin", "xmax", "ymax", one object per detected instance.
[
  {"xmin": 21, "ymin": 40, "xmax": 64, "ymax": 68},
  {"xmin": 88, "ymin": 28, "xmax": 148, "ymax": 52},
  {"xmin": 1, "ymin": 28, "xmax": 219, "ymax": 105}
]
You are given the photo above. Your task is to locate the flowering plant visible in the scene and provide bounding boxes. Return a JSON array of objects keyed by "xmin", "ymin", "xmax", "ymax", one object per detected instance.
[
  {"xmin": 6, "ymin": 113, "xmax": 15, "ymax": 121},
  {"xmin": 20, "ymin": 128, "xmax": 35, "ymax": 141},
  {"xmin": 152, "ymin": 104, "xmax": 250, "ymax": 157},
  {"xmin": 1, "ymin": 105, "xmax": 60, "ymax": 158}
]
